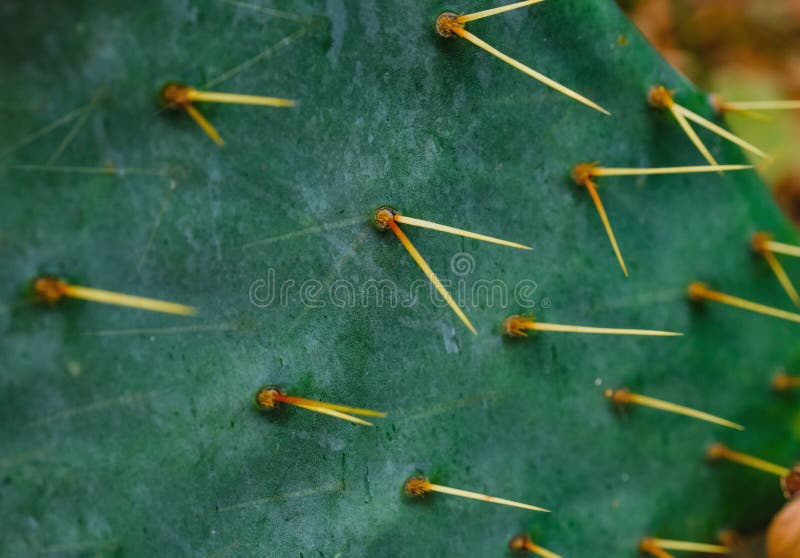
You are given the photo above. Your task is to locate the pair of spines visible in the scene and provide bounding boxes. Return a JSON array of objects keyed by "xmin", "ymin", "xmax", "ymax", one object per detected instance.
[{"xmin": 161, "ymin": 82, "xmax": 295, "ymax": 146}]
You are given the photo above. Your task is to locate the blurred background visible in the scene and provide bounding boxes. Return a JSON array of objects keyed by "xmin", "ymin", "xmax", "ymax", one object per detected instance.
[{"xmin": 617, "ymin": 0, "xmax": 800, "ymax": 225}]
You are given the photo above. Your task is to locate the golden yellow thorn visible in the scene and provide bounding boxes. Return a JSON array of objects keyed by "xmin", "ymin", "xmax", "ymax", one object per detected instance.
[
  {"xmin": 722, "ymin": 100, "xmax": 800, "ymax": 112},
  {"xmin": 183, "ymin": 103, "xmax": 225, "ymax": 146},
  {"xmin": 585, "ymin": 163, "xmax": 753, "ymax": 177},
  {"xmin": 649, "ymin": 86, "xmax": 718, "ymax": 167},
  {"xmin": 672, "ymin": 104, "xmax": 769, "ymax": 159},
  {"xmin": 639, "ymin": 538, "xmax": 676, "ymax": 558},
  {"xmin": 605, "ymin": 388, "xmax": 743, "ymax": 430},
  {"xmin": 688, "ymin": 281, "xmax": 800, "ymax": 324},
  {"xmin": 185, "ymin": 89, "xmax": 295, "ymax": 107},
  {"xmin": 404, "ymin": 475, "xmax": 549, "ymax": 512},
  {"xmin": 32, "ymin": 276, "xmax": 197, "ymax": 316},
  {"xmin": 760, "ymin": 238, "xmax": 800, "ymax": 259},
  {"xmin": 374, "ymin": 207, "xmax": 477, "ymax": 335},
  {"xmin": 641, "ymin": 537, "xmax": 730, "ymax": 555},
  {"xmin": 707, "ymin": 443, "xmax": 791, "ymax": 478},
  {"xmin": 572, "ymin": 174, "xmax": 627, "ymax": 276},
  {"xmin": 503, "ymin": 314, "xmax": 682, "ymax": 338},
  {"xmin": 508, "ymin": 533, "xmax": 563, "ymax": 558},
  {"xmin": 455, "ymin": 0, "xmax": 547, "ymax": 23},
  {"xmin": 756, "ymin": 255, "xmax": 797, "ymax": 310},
  {"xmin": 290, "ymin": 404, "xmax": 375, "ymax": 426},
  {"xmin": 753, "ymin": 233, "xmax": 800, "ymax": 307},
  {"xmin": 672, "ymin": 107, "xmax": 719, "ymax": 167},
  {"xmin": 436, "ymin": 11, "xmax": 610, "ymax": 115},
  {"xmin": 711, "ymin": 95, "xmax": 773, "ymax": 121},
  {"xmin": 393, "ymin": 214, "xmax": 532, "ymax": 250},
  {"xmin": 726, "ymin": 109, "xmax": 774, "ymax": 122},
  {"xmin": 255, "ymin": 386, "xmax": 386, "ymax": 427},
  {"xmin": 773, "ymin": 371, "xmax": 800, "ymax": 392}
]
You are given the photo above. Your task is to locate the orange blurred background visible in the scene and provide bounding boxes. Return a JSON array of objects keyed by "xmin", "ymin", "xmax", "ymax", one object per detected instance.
[{"xmin": 619, "ymin": 0, "xmax": 800, "ymax": 224}]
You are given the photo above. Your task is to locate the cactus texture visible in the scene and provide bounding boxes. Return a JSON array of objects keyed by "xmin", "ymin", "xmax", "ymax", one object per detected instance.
[{"xmin": 1, "ymin": 1, "xmax": 799, "ymax": 556}]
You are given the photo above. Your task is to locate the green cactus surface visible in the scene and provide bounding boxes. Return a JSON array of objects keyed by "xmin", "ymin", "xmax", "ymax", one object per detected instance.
[{"xmin": 1, "ymin": 1, "xmax": 799, "ymax": 556}]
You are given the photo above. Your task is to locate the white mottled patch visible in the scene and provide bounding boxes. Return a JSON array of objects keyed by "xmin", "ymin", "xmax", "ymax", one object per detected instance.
[
  {"xmin": 440, "ymin": 323, "xmax": 459, "ymax": 354},
  {"xmin": 326, "ymin": 0, "xmax": 347, "ymax": 65}
]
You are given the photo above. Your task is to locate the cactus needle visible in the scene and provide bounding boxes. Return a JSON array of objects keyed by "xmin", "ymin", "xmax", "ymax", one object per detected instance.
[
  {"xmin": 721, "ymin": 100, "xmax": 800, "ymax": 112},
  {"xmin": 161, "ymin": 82, "xmax": 295, "ymax": 146},
  {"xmin": 578, "ymin": 163, "xmax": 753, "ymax": 178},
  {"xmin": 688, "ymin": 282, "xmax": 800, "ymax": 324},
  {"xmin": 182, "ymin": 103, "xmax": 224, "ymax": 146},
  {"xmin": 404, "ymin": 476, "xmax": 549, "ymax": 512},
  {"xmin": 455, "ymin": 0, "xmax": 547, "ymax": 23},
  {"xmin": 649, "ymin": 86, "xmax": 768, "ymax": 163},
  {"xmin": 436, "ymin": 5, "xmax": 610, "ymax": 115},
  {"xmin": 508, "ymin": 533, "xmax": 562, "ymax": 558},
  {"xmin": 32, "ymin": 276, "xmax": 197, "ymax": 316},
  {"xmin": 392, "ymin": 215, "xmax": 532, "ymax": 250},
  {"xmin": 711, "ymin": 95, "xmax": 773, "ymax": 122},
  {"xmin": 503, "ymin": 314, "xmax": 682, "ymax": 337},
  {"xmin": 640, "ymin": 537, "xmax": 730, "ymax": 556},
  {"xmin": 183, "ymin": 90, "xmax": 295, "ymax": 107},
  {"xmin": 571, "ymin": 171, "xmax": 628, "ymax": 276},
  {"xmin": 672, "ymin": 104, "xmax": 769, "ymax": 159},
  {"xmin": 255, "ymin": 386, "xmax": 386, "ymax": 427},
  {"xmin": 758, "ymin": 238, "xmax": 800, "ymax": 258},
  {"xmin": 605, "ymin": 388, "xmax": 743, "ymax": 430},
  {"xmin": 753, "ymin": 233, "xmax": 800, "ymax": 307},
  {"xmin": 388, "ymin": 220, "xmax": 476, "ymax": 335},
  {"xmin": 707, "ymin": 443, "xmax": 791, "ymax": 478}
]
